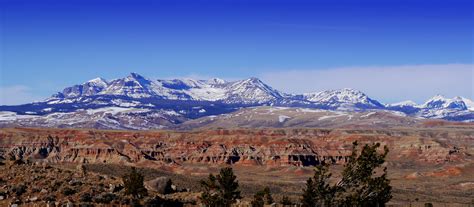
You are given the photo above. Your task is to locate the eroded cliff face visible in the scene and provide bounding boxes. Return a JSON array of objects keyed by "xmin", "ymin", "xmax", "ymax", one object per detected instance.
[{"xmin": 0, "ymin": 128, "xmax": 472, "ymax": 168}]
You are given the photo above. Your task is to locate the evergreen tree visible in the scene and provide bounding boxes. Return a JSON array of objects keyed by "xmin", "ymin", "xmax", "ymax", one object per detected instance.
[
  {"xmin": 313, "ymin": 164, "xmax": 335, "ymax": 206},
  {"xmin": 122, "ymin": 167, "xmax": 148, "ymax": 199},
  {"xmin": 200, "ymin": 174, "xmax": 224, "ymax": 207},
  {"xmin": 217, "ymin": 167, "xmax": 241, "ymax": 206},
  {"xmin": 301, "ymin": 177, "xmax": 317, "ymax": 207},
  {"xmin": 336, "ymin": 142, "xmax": 392, "ymax": 206},
  {"xmin": 200, "ymin": 167, "xmax": 241, "ymax": 207},
  {"xmin": 300, "ymin": 141, "xmax": 392, "ymax": 207}
]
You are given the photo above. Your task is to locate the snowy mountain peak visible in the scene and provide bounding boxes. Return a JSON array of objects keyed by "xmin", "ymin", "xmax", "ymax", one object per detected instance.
[
  {"xmin": 98, "ymin": 72, "xmax": 157, "ymax": 98},
  {"xmin": 207, "ymin": 78, "xmax": 226, "ymax": 85},
  {"xmin": 247, "ymin": 77, "xmax": 261, "ymax": 82},
  {"xmin": 241, "ymin": 78, "xmax": 275, "ymax": 91},
  {"xmin": 452, "ymin": 96, "xmax": 463, "ymax": 101},
  {"xmin": 125, "ymin": 72, "xmax": 148, "ymax": 82},
  {"xmin": 222, "ymin": 77, "xmax": 283, "ymax": 104},
  {"xmin": 429, "ymin": 94, "xmax": 447, "ymax": 100},
  {"xmin": 85, "ymin": 77, "xmax": 108, "ymax": 87},
  {"xmin": 305, "ymin": 88, "xmax": 367, "ymax": 103},
  {"xmin": 422, "ymin": 95, "xmax": 467, "ymax": 110},
  {"xmin": 129, "ymin": 72, "xmax": 144, "ymax": 78},
  {"xmin": 303, "ymin": 88, "xmax": 383, "ymax": 109}
]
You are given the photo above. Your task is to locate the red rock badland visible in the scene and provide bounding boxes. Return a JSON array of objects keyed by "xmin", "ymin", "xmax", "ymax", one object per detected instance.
[{"xmin": 1, "ymin": 127, "xmax": 472, "ymax": 168}]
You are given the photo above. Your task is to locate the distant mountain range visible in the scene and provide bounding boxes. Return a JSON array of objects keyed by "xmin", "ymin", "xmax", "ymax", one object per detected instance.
[{"xmin": 0, "ymin": 73, "xmax": 473, "ymax": 129}]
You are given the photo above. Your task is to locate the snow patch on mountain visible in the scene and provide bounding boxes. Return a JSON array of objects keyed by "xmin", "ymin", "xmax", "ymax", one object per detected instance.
[
  {"xmin": 387, "ymin": 100, "xmax": 418, "ymax": 107},
  {"xmin": 461, "ymin": 97, "xmax": 474, "ymax": 111},
  {"xmin": 278, "ymin": 115, "xmax": 291, "ymax": 122}
]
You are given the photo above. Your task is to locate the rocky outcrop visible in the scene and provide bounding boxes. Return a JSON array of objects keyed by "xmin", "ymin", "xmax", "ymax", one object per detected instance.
[
  {"xmin": 145, "ymin": 177, "xmax": 172, "ymax": 194},
  {"xmin": 0, "ymin": 128, "xmax": 472, "ymax": 168}
]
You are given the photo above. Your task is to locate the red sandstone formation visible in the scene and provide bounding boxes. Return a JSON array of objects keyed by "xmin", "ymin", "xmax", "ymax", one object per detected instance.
[{"xmin": 0, "ymin": 127, "xmax": 472, "ymax": 168}]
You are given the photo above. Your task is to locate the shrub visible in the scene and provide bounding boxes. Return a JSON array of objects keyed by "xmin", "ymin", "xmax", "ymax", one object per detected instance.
[
  {"xmin": 280, "ymin": 196, "xmax": 293, "ymax": 206},
  {"xmin": 79, "ymin": 193, "xmax": 92, "ymax": 202},
  {"xmin": 12, "ymin": 185, "xmax": 27, "ymax": 196},
  {"xmin": 93, "ymin": 193, "xmax": 117, "ymax": 204},
  {"xmin": 252, "ymin": 187, "xmax": 273, "ymax": 207},
  {"xmin": 250, "ymin": 191, "xmax": 265, "ymax": 207},
  {"xmin": 43, "ymin": 195, "xmax": 56, "ymax": 202},
  {"xmin": 62, "ymin": 187, "xmax": 76, "ymax": 196},
  {"xmin": 122, "ymin": 167, "xmax": 147, "ymax": 198},
  {"xmin": 144, "ymin": 196, "xmax": 184, "ymax": 207},
  {"xmin": 164, "ymin": 179, "xmax": 174, "ymax": 194},
  {"xmin": 52, "ymin": 181, "xmax": 63, "ymax": 189}
]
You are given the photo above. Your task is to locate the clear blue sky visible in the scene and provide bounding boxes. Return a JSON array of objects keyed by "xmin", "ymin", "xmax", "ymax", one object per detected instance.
[{"xmin": 0, "ymin": 0, "xmax": 473, "ymax": 104}]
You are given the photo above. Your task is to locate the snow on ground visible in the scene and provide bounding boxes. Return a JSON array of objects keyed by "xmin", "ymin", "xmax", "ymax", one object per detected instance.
[
  {"xmin": 278, "ymin": 115, "xmax": 291, "ymax": 123},
  {"xmin": 265, "ymin": 107, "xmax": 290, "ymax": 114},
  {"xmin": 42, "ymin": 108, "xmax": 53, "ymax": 112},
  {"xmin": 386, "ymin": 110, "xmax": 407, "ymax": 117},
  {"xmin": 0, "ymin": 111, "xmax": 38, "ymax": 121},
  {"xmin": 361, "ymin": 112, "xmax": 377, "ymax": 118},
  {"xmin": 47, "ymin": 99, "xmax": 74, "ymax": 104},
  {"xmin": 85, "ymin": 107, "xmax": 149, "ymax": 115},
  {"xmin": 111, "ymin": 99, "xmax": 141, "ymax": 107},
  {"xmin": 318, "ymin": 112, "xmax": 347, "ymax": 120},
  {"xmin": 296, "ymin": 108, "xmax": 326, "ymax": 113}
]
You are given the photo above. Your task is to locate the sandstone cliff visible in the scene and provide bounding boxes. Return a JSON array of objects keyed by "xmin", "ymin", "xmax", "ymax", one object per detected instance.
[{"xmin": 1, "ymin": 127, "xmax": 472, "ymax": 168}]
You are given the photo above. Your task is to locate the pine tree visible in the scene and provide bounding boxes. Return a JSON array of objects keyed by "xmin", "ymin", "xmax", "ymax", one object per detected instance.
[
  {"xmin": 122, "ymin": 167, "xmax": 148, "ymax": 199},
  {"xmin": 200, "ymin": 167, "xmax": 241, "ymax": 207},
  {"xmin": 300, "ymin": 141, "xmax": 392, "ymax": 207},
  {"xmin": 313, "ymin": 164, "xmax": 335, "ymax": 206},
  {"xmin": 301, "ymin": 177, "xmax": 317, "ymax": 207},
  {"xmin": 200, "ymin": 174, "xmax": 223, "ymax": 207},
  {"xmin": 336, "ymin": 141, "xmax": 392, "ymax": 206}
]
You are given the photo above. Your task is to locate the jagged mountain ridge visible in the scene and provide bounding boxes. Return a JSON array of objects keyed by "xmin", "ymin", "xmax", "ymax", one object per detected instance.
[
  {"xmin": 49, "ymin": 73, "xmax": 285, "ymax": 104},
  {"xmin": 0, "ymin": 73, "xmax": 473, "ymax": 129}
]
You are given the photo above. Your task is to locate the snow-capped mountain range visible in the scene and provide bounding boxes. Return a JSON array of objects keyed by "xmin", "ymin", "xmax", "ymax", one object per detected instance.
[
  {"xmin": 49, "ymin": 73, "xmax": 283, "ymax": 104},
  {"xmin": 0, "ymin": 73, "xmax": 473, "ymax": 129}
]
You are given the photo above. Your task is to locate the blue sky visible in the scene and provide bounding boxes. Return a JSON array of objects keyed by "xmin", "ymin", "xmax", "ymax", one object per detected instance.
[{"xmin": 0, "ymin": 0, "xmax": 473, "ymax": 104}]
